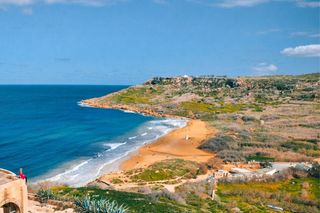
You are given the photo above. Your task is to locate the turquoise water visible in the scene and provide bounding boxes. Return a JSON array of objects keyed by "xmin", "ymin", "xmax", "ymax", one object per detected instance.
[{"xmin": 0, "ymin": 85, "xmax": 186, "ymax": 186}]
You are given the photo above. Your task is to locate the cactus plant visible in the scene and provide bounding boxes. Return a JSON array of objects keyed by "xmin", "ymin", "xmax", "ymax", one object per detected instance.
[
  {"xmin": 75, "ymin": 196, "xmax": 128, "ymax": 213},
  {"xmin": 36, "ymin": 189, "xmax": 55, "ymax": 203}
]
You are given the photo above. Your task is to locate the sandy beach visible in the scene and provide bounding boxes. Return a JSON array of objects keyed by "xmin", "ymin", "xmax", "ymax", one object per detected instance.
[{"xmin": 120, "ymin": 119, "xmax": 215, "ymax": 171}]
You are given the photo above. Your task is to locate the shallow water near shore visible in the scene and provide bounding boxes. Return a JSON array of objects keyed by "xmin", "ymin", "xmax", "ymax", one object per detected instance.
[{"xmin": 0, "ymin": 85, "xmax": 186, "ymax": 186}]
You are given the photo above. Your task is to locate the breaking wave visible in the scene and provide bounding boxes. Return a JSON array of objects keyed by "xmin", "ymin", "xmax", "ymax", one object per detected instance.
[{"xmin": 38, "ymin": 117, "xmax": 187, "ymax": 186}]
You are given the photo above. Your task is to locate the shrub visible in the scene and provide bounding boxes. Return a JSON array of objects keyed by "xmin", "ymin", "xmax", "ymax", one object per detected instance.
[
  {"xmin": 217, "ymin": 150, "xmax": 245, "ymax": 162},
  {"xmin": 241, "ymin": 115, "xmax": 257, "ymax": 122},
  {"xmin": 74, "ymin": 196, "xmax": 128, "ymax": 213},
  {"xmin": 200, "ymin": 135, "xmax": 238, "ymax": 152},
  {"xmin": 36, "ymin": 189, "xmax": 55, "ymax": 203},
  {"xmin": 131, "ymin": 159, "xmax": 204, "ymax": 182},
  {"xmin": 308, "ymin": 163, "xmax": 320, "ymax": 178},
  {"xmin": 245, "ymin": 152, "xmax": 275, "ymax": 162},
  {"xmin": 206, "ymin": 157, "xmax": 224, "ymax": 170},
  {"xmin": 149, "ymin": 189, "xmax": 185, "ymax": 204},
  {"xmin": 111, "ymin": 178, "xmax": 124, "ymax": 184}
]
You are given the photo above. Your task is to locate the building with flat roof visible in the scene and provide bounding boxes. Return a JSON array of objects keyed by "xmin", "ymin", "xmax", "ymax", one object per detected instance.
[{"xmin": 0, "ymin": 169, "xmax": 27, "ymax": 213}]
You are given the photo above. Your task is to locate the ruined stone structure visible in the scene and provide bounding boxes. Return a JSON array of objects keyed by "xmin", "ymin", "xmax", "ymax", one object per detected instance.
[{"xmin": 0, "ymin": 169, "xmax": 27, "ymax": 213}]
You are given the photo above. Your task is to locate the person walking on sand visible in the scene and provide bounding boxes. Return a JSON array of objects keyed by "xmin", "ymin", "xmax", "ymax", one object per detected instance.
[{"xmin": 19, "ymin": 168, "xmax": 27, "ymax": 183}]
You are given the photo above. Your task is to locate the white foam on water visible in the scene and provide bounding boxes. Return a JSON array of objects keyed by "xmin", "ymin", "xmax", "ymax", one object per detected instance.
[
  {"xmin": 39, "ymin": 117, "xmax": 187, "ymax": 186},
  {"xmin": 77, "ymin": 101, "xmax": 96, "ymax": 108},
  {"xmin": 141, "ymin": 132, "xmax": 148, "ymax": 136},
  {"xmin": 128, "ymin": 136, "xmax": 137, "ymax": 140},
  {"xmin": 122, "ymin": 110, "xmax": 136, "ymax": 114},
  {"xmin": 105, "ymin": 142, "xmax": 126, "ymax": 151},
  {"xmin": 45, "ymin": 159, "xmax": 91, "ymax": 182}
]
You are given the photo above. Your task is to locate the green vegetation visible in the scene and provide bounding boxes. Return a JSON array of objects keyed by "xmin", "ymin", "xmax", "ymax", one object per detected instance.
[
  {"xmin": 74, "ymin": 196, "xmax": 128, "ymax": 213},
  {"xmin": 91, "ymin": 73, "xmax": 319, "ymax": 120},
  {"xmin": 50, "ymin": 186, "xmax": 209, "ymax": 212},
  {"xmin": 36, "ymin": 189, "xmax": 56, "ymax": 203},
  {"xmin": 83, "ymin": 73, "xmax": 320, "ymax": 212},
  {"xmin": 245, "ymin": 154, "xmax": 275, "ymax": 162},
  {"xmin": 299, "ymin": 122, "xmax": 320, "ymax": 129},
  {"xmin": 217, "ymin": 177, "xmax": 320, "ymax": 213},
  {"xmin": 111, "ymin": 178, "xmax": 124, "ymax": 184},
  {"xmin": 131, "ymin": 159, "xmax": 205, "ymax": 182},
  {"xmin": 180, "ymin": 101, "xmax": 249, "ymax": 114},
  {"xmin": 281, "ymin": 141, "xmax": 318, "ymax": 151},
  {"xmin": 200, "ymin": 102, "xmax": 319, "ymax": 162},
  {"xmin": 108, "ymin": 86, "xmax": 164, "ymax": 105},
  {"xmin": 109, "ymin": 88, "xmax": 151, "ymax": 104}
]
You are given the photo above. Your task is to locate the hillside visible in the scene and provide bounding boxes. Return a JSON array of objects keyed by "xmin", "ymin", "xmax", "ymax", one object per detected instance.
[
  {"xmin": 84, "ymin": 73, "xmax": 319, "ymax": 119},
  {"xmin": 32, "ymin": 73, "xmax": 320, "ymax": 213},
  {"xmin": 84, "ymin": 73, "xmax": 320, "ymax": 163}
]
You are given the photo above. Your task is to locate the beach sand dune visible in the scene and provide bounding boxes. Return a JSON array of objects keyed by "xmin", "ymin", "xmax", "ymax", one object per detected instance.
[{"xmin": 120, "ymin": 119, "xmax": 216, "ymax": 171}]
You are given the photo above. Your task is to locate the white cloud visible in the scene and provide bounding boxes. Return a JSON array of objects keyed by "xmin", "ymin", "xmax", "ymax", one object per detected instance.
[
  {"xmin": 256, "ymin": 28, "xmax": 281, "ymax": 35},
  {"xmin": 0, "ymin": 0, "xmax": 34, "ymax": 6},
  {"xmin": 296, "ymin": 0, "xmax": 320, "ymax": 8},
  {"xmin": 188, "ymin": 0, "xmax": 320, "ymax": 8},
  {"xmin": 45, "ymin": 0, "xmax": 107, "ymax": 6},
  {"xmin": 291, "ymin": 31, "xmax": 320, "ymax": 38},
  {"xmin": 0, "ymin": 0, "xmax": 126, "ymax": 6},
  {"xmin": 252, "ymin": 62, "xmax": 278, "ymax": 75},
  {"xmin": 281, "ymin": 44, "xmax": 320, "ymax": 57},
  {"xmin": 0, "ymin": 0, "xmax": 319, "ymax": 8},
  {"xmin": 215, "ymin": 0, "xmax": 270, "ymax": 8},
  {"xmin": 310, "ymin": 33, "xmax": 320, "ymax": 38}
]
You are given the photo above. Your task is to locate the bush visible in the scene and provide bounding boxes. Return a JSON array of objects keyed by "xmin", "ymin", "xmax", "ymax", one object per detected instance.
[
  {"xmin": 149, "ymin": 189, "xmax": 185, "ymax": 204},
  {"xmin": 131, "ymin": 159, "xmax": 204, "ymax": 181},
  {"xmin": 308, "ymin": 163, "xmax": 320, "ymax": 178},
  {"xmin": 200, "ymin": 135, "xmax": 238, "ymax": 152},
  {"xmin": 241, "ymin": 115, "xmax": 257, "ymax": 122},
  {"xmin": 74, "ymin": 196, "xmax": 128, "ymax": 213},
  {"xmin": 36, "ymin": 189, "xmax": 55, "ymax": 203},
  {"xmin": 217, "ymin": 150, "xmax": 245, "ymax": 162}
]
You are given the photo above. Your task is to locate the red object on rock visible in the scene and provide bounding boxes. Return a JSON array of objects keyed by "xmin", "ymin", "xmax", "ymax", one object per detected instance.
[{"xmin": 19, "ymin": 168, "xmax": 27, "ymax": 180}]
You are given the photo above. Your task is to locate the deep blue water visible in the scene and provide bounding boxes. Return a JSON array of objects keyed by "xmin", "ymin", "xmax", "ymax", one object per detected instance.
[{"xmin": 0, "ymin": 85, "xmax": 185, "ymax": 185}]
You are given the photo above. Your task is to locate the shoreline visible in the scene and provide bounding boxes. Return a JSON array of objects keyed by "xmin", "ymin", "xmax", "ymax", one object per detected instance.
[
  {"xmin": 81, "ymin": 99, "xmax": 184, "ymax": 119},
  {"xmin": 119, "ymin": 119, "xmax": 215, "ymax": 171},
  {"xmin": 82, "ymin": 99, "xmax": 216, "ymax": 184},
  {"xmin": 97, "ymin": 119, "xmax": 215, "ymax": 187},
  {"xmin": 31, "ymin": 100, "xmax": 188, "ymax": 187}
]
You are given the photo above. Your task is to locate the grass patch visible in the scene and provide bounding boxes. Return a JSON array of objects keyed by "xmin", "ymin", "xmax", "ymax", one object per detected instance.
[
  {"xmin": 245, "ymin": 155, "xmax": 275, "ymax": 162},
  {"xmin": 109, "ymin": 86, "xmax": 164, "ymax": 105},
  {"xmin": 281, "ymin": 141, "xmax": 318, "ymax": 151},
  {"xmin": 131, "ymin": 159, "xmax": 204, "ymax": 182},
  {"xmin": 299, "ymin": 122, "xmax": 320, "ymax": 129},
  {"xmin": 51, "ymin": 186, "xmax": 195, "ymax": 213},
  {"xmin": 111, "ymin": 178, "xmax": 124, "ymax": 184},
  {"xmin": 180, "ymin": 101, "xmax": 249, "ymax": 114},
  {"xmin": 217, "ymin": 177, "xmax": 320, "ymax": 213}
]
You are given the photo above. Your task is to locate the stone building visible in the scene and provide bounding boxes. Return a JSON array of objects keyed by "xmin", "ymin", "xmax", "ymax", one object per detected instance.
[{"xmin": 0, "ymin": 169, "xmax": 27, "ymax": 213}]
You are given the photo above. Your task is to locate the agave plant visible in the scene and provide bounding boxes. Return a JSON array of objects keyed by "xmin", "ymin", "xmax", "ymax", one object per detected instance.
[
  {"xmin": 75, "ymin": 196, "xmax": 128, "ymax": 213},
  {"xmin": 36, "ymin": 189, "xmax": 55, "ymax": 203}
]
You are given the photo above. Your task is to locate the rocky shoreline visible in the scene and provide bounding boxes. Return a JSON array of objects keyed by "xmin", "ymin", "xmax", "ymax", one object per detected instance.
[{"xmin": 82, "ymin": 98, "xmax": 183, "ymax": 119}]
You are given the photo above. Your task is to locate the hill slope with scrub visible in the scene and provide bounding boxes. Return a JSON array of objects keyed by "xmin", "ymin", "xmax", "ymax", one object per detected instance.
[{"xmin": 84, "ymin": 73, "xmax": 320, "ymax": 163}]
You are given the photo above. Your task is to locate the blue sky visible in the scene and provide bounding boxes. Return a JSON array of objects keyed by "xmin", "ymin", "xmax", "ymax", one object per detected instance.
[{"xmin": 0, "ymin": 0, "xmax": 319, "ymax": 85}]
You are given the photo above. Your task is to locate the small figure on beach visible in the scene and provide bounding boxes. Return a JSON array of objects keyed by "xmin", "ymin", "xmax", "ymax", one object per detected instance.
[{"xmin": 185, "ymin": 134, "xmax": 189, "ymax": 140}]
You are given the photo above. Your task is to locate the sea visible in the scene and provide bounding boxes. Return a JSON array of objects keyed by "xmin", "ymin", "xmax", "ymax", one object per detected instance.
[{"xmin": 0, "ymin": 85, "xmax": 186, "ymax": 186}]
